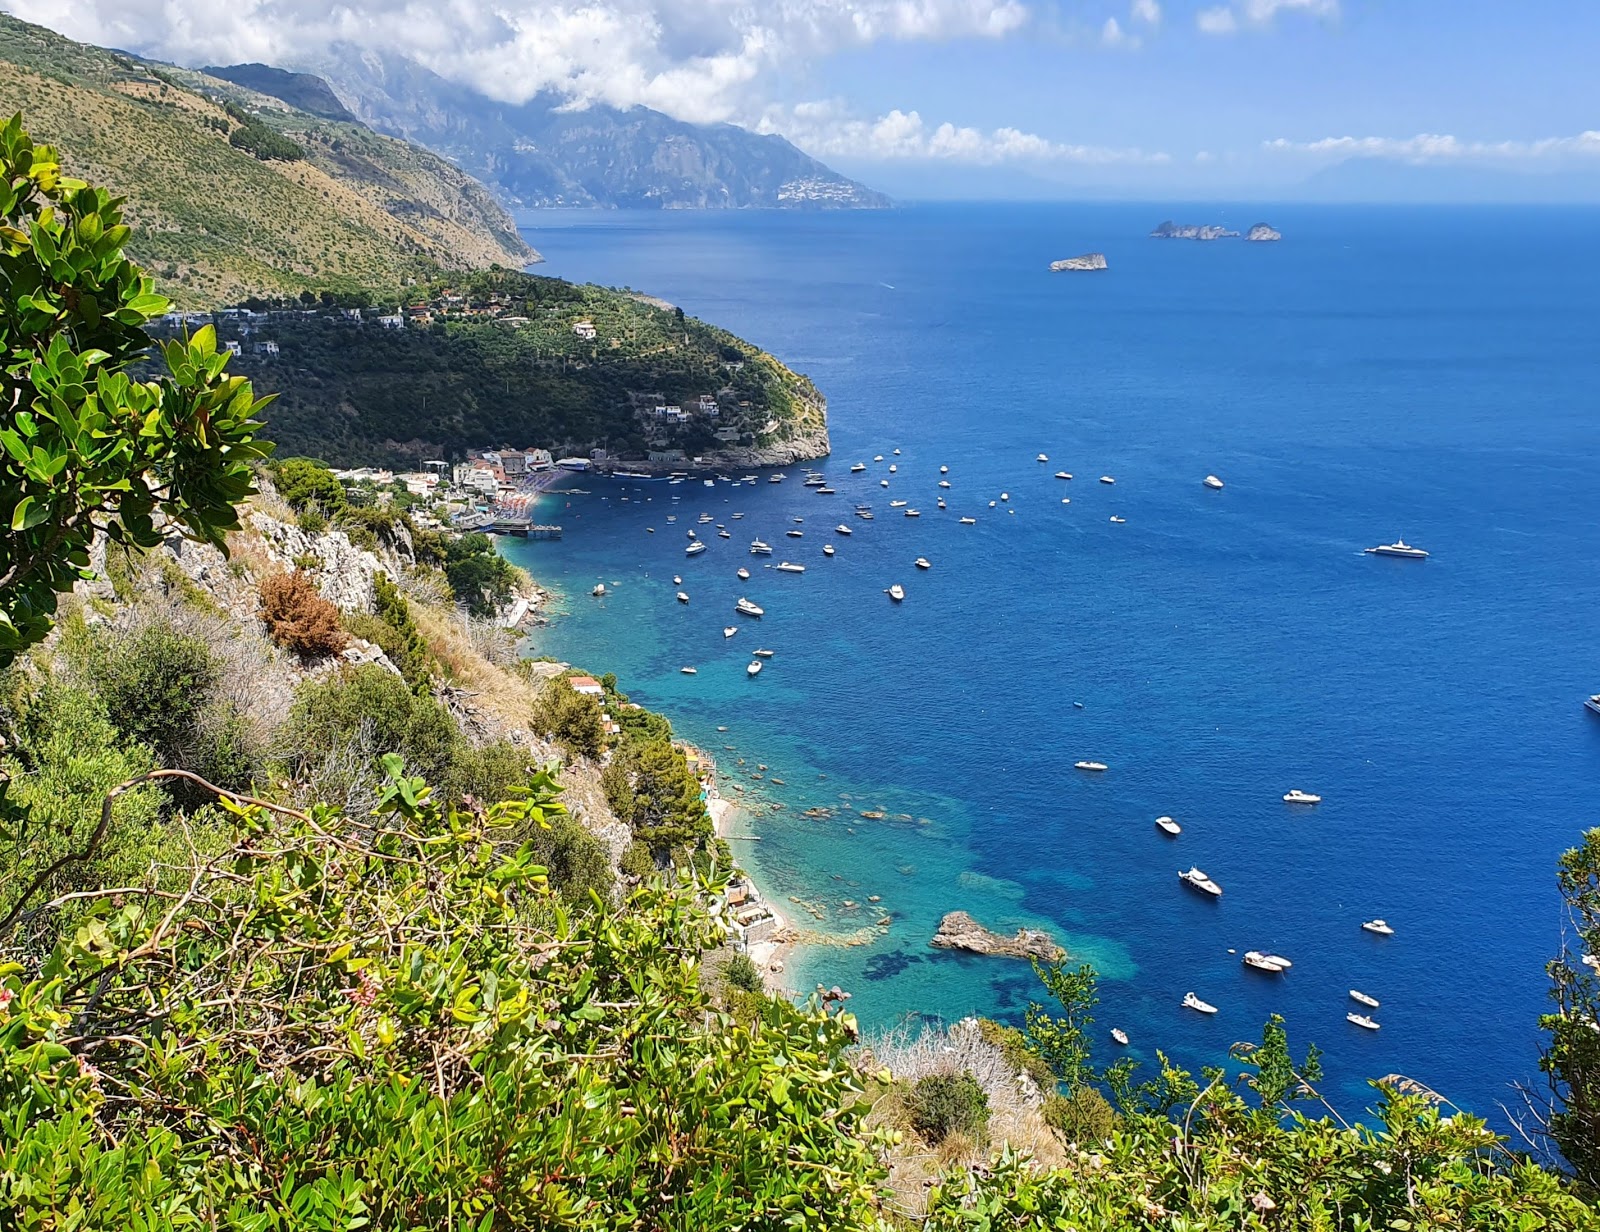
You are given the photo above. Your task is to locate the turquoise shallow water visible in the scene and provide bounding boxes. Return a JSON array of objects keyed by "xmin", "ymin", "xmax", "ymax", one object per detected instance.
[{"xmin": 500, "ymin": 203, "xmax": 1600, "ymax": 1119}]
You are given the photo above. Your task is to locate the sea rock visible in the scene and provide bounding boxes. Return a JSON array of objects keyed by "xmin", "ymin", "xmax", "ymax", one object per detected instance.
[
  {"xmin": 1245, "ymin": 223, "xmax": 1282, "ymax": 242},
  {"xmin": 1049, "ymin": 252, "xmax": 1108, "ymax": 272},
  {"xmin": 929, "ymin": 911, "xmax": 1064, "ymax": 961},
  {"xmin": 1150, "ymin": 221, "xmax": 1240, "ymax": 241}
]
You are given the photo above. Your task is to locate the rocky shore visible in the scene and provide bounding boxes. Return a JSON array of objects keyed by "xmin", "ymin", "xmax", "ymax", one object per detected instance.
[
  {"xmin": 929, "ymin": 911, "xmax": 1064, "ymax": 961},
  {"xmin": 1049, "ymin": 253, "xmax": 1108, "ymax": 272}
]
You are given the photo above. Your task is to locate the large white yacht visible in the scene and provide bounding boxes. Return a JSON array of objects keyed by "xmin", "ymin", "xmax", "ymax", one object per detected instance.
[
  {"xmin": 684, "ymin": 541, "xmax": 707, "ymax": 556},
  {"xmin": 749, "ymin": 540, "xmax": 773, "ymax": 555},
  {"xmin": 1178, "ymin": 867, "xmax": 1222, "ymax": 897},
  {"xmin": 1365, "ymin": 540, "xmax": 1429, "ymax": 559},
  {"xmin": 735, "ymin": 598, "xmax": 764, "ymax": 618}
]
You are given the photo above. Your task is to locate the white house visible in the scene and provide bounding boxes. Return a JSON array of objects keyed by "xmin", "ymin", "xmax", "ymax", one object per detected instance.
[
  {"xmin": 573, "ymin": 321, "xmax": 598, "ymax": 341},
  {"xmin": 376, "ymin": 314, "xmax": 404, "ymax": 330}
]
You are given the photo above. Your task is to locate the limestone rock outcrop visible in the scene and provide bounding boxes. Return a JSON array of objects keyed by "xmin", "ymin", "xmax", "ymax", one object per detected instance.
[{"xmin": 930, "ymin": 911, "xmax": 1064, "ymax": 961}]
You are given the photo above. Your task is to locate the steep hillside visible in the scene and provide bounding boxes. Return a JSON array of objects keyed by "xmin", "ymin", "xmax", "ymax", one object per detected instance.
[
  {"xmin": 0, "ymin": 14, "xmax": 536, "ymax": 306},
  {"xmin": 201, "ymin": 62, "xmax": 356, "ymax": 122},
  {"xmin": 294, "ymin": 45, "xmax": 890, "ymax": 210}
]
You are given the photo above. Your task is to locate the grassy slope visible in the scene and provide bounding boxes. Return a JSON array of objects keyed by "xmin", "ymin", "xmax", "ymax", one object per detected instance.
[{"xmin": 0, "ymin": 14, "xmax": 536, "ymax": 307}]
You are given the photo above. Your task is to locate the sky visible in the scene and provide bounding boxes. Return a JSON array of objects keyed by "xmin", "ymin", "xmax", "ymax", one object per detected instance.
[{"xmin": 9, "ymin": 0, "xmax": 1600, "ymax": 199}]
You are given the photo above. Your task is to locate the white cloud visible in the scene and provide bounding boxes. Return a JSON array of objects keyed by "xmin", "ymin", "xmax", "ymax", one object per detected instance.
[
  {"xmin": 762, "ymin": 99, "xmax": 1168, "ymax": 165},
  {"xmin": 1101, "ymin": 16, "xmax": 1134, "ymax": 47},
  {"xmin": 3, "ymin": 0, "xmax": 1034, "ymax": 125},
  {"xmin": 1265, "ymin": 131, "xmax": 1600, "ymax": 164},
  {"xmin": 1197, "ymin": 0, "xmax": 1337, "ymax": 35},
  {"xmin": 1131, "ymin": 0, "xmax": 1161, "ymax": 25}
]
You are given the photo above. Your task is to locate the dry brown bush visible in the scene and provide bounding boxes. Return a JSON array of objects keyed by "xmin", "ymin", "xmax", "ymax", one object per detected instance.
[{"xmin": 259, "ymin": 571, "xmax": 348, "ymax": 658}]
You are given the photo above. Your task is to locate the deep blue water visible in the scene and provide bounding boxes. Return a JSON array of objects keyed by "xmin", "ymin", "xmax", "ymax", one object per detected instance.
[{"xmin": 500, "ymin": 203, "xmax": 1600, "ymax": 1122}]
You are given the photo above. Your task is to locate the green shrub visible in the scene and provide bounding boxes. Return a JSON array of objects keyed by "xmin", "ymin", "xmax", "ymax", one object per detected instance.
[
  {"xmin": 533, "ymin": 677, "xmax": 605, "ymax": 760},
  {"xmin": 906, "ymin": 1072, "xmax": 989, "ymax": 1146},
  {"xmin": 619, "ymin": 840, "xmax": 656, "ymax": 880},
  {"xmin": 528, "ymin": 812, "xmax": 614, "ymax": 907},
  {"xmin": 1043, "ymin": 1086, "xmax": 1117, "ymax": 1145},
  {"xmin": 83, "ymin": 620, "xmax": 217, "ymax": 766},
  {"xmin": 283, "ymin": 664, "xmax": 462, "ymax": 785},
  {"xmin": 272, "ymin": 458, "xmax": 346, "ymax": 514},
  {"xmin": 295, "ymin": 507, "xmax": 328, "ymax": 534},
  {"xmin": 723, "ymin": 952, "xmax": 763, "ymax": 995}
]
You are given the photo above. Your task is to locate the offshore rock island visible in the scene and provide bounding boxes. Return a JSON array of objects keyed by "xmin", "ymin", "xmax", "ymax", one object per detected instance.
[
  {"xmin": 929, "ymin": 911, "xmax": 1065, "ymax": 961},
  {"xmin": 1152, "ymin": 220, "xmax": 1283, "ymax": 242},
  {"xmin": 1049, "ymin": 253, "xmax": 1109, "ymax": 271}
]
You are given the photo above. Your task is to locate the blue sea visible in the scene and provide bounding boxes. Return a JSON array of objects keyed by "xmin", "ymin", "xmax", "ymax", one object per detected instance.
[{"xmin": 499, "ymin": 203, "xmax": 1600, "ymax": 1122}]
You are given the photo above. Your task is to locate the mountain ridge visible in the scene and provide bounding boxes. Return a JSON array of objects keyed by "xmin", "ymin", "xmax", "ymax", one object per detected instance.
[{"xmin": 277, "ymin": 45, "xmax": 890, "ymax": 211}]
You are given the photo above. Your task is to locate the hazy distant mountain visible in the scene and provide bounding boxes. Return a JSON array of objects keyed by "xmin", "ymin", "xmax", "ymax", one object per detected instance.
[
  {"xmin": 202, "ymin": 62, "xmax": 357, "ymax": 123},
  {"xmin": 275, "ymin": 46, "xmax": 889, "ymax": 211},
  {"xmin": 1297, "ymin": 157, "xmax": 1600, "ymax": 204}
]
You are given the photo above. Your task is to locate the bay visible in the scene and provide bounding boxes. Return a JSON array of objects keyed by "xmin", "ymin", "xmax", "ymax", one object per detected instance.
[{"xmin": 499, "ymin": 202, "xmax": 1600, "ymax": 1118}]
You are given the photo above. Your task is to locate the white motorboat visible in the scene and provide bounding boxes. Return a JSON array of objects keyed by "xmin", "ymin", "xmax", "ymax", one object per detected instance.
[
  {"xmin": 914, "ymin": 557, "xmax": 931, "ymax": 570},
  {"xmin": 817, "ymin": 487, "xmax": 836, "ymax": 495},
  {"xmin": 786, "ymin": 529, "xmax": 804, "ymax": 538},
  {"xmin": 718, "ymin": 529, "xmax": 731, "ymax": 538},
  {"xmin": 673, "ymin": 575, "xmax": 682, "ymax": 584},
  {"xmin": 904, "ymin": 509, "xmax": 921, "ymax": 518},
  {"xmin": 737, "ymin": 567, "xmax": 750, "ymax": 580},
  {"xmin": 1100, "ymin": 475, "xmax": 1115, "ymax": 484},
  {"xmin": 960, "ymin": 517, "xmax": 977, "ymax": 525},
  {"xmin": 1111, "ymin": 1028, "xmax": 1129, "ymax": 1046},
  {"xmin": 747, "ymin": 661, "xmax": 762, "ymax": 677},
  {"xmin": 685, "ymin": 541, "xmax": 707, "ymax": 556},
  {"xmin": 940, "ymin": 465, "xmax": 949, "ymax": 474},
  {"xmin": 769, "ymin": 474, "xmax": 784, "ymax": 484},
  {"xmin": 823, "ymin": 544, "xmax": 836, "ymax": 556},
  {"xmin": 1242, "ymin": 951, "xmax": 1289, "ymax": 974},
  {"xmin": 1000, "ymin": 492, "xmax": 1009, "ymax": 501},
  {"xmin": 753, "ymin": 649, "xmax": 775, "ymax": 658},
  {"xmin": 880, "ymin": 479, "xmax": 890, "ymax": 488},
  {"xmin": 1055, "ymin": 471, "xmax": 1072, "ymax": 480},
  {"xmin": 736, "ymin": 598, "xmax": 765, "ymax": 618},
  {"xmin": 1203, "ymin": 475, "xmax": 1224, "ymax": 490},
  {"xmin": 1587, "ymin": 694, "xmax": 1600, "ymax": 716},
  {"xmin": 704, "ymin": 479, "xmax": 714, "ymax": 487},
  {"xmin": 988, "ymin": 500, "xmax": 997, "ymax": 508},
  {"xmin": 937, "ymin": 498, "xmax": 946, "ymax": 509},
  {"xmin": 591, "ymin": 583, "xmax": 606, "ymax": 597},
  {"xmin": 893, "ymin": 448, "xmax": 901, "ymax": 455},
  {"xmin": 698, "ymin": 513, "xmax": 714, "ymax": 523},
  {"xmin": 1349, "ymin": 989, "xmax": 1380, "ymax": 1009},
  {"xmin": 666, "ymin": 514, "xmax": 677, "ymax": 522},
  {"xmin": 887, "ymin": 584, "xmax": 905, "ymax": 602},
  {"xmin": 1366, "ymin": 540, "xmax": 1429, "ymax": 559},
  {"xmin": 851, "ymin": 463, "xmax": 867, "ymax": 472},
  {"xmin": 1155, "ymin": 815, "xmax": 1181, "ymax": 836},
  {"xmin": 1109, "ymin": 516, "xmax": 1125, "ymax": 524},
  {"xmin": 1261, "ymin": 954, "xmax": 1293, "ymax": 969},
  {"xmin": 1074, "ymin": 761, "xmax": 1108, "ymax": 772},
  {"xmin": 888, "ymin": 464, "xmax": 898, "ymax": 473},
  {"xmin": 1346, "ymin": 1013, "xmax": 1380, "ymax": 1031},
  {"xmin": 732, "ymin": 512, "xmax": 744, "ymax": 519},
  {"xmin": 646, "ymin": 527, "xmax": 655, "ymax": 533},
  {"xmin": 775, "ymin": 562, "xmax": 806, "ymax": 573},
  {"xmin": 686, "ymin": 530, "xmax": 697, "ymax": 540},
  {"xmin": 835, "ymin": 524, "xmax": 853, "ymax": 535},
  {"xmin": 1182, "ymin": 992, "xmax": 1218, "ymax": 1015},
  {"xmin": 1178, "ymin": 867, "xmax": 1222, "ymax": 897},
  {"xmin": 723, "ymin": 626, "xmax": 738, "ymax": 638},
  {"xmin": 874, "ymin": 455, "xmax": 884, "ymax": 462},
  {"xmin": 1283, "ymin": 790, "xmax": 1321, "ymax": 805},
  {"xmin": 680, "ymin": 666, "xmax": 697, "ymax": 674},
  {"xmin": 676, "ymin": 591, "xmax": 690, "ymax": 603},
  {"xmin": 889, "ymin": 500, "xmax": 908, "ymax": 508},
  {"xmin": 938, "ymin": 480, "xmax": 951, "ymax": 489},
  {"xmin": 1361, "ymin": 919, "xmax": 1395, "ymax": 936},
  {"xmin": 1037, "ymin": 453, "xmax": 1049, "ymax": 462},
  {"xmin": 750, "ymin": 540, "xmax": 773, "ymax": 555}
]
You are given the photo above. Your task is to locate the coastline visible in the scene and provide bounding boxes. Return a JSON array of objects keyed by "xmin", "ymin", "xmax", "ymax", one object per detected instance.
[{"xmin": 708, "ymin": 790, "xmax": 796, "ymax": 994}]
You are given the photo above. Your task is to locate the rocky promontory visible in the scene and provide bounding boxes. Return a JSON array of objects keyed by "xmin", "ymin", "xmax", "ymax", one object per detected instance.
[
  {"xmin": 1049, "ymin": 253, "xmax": 1108, "ymax": 272},
  {"xmin": 1245, "ymin": 223, "xmax": 1282, "ymax": 242},
  {"xmin": 1151, "ymin": 221, "xmax": 1240, "ymax": 240},
  {"xmin": 930, "ymin": 911, "xmax": 1064, "ymax": 961}
]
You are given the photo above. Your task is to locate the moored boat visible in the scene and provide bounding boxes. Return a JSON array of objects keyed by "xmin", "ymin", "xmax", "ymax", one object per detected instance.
[
  {"xmin": 753, "ymin": 649, "xmax": 775, "ymax": 658},
  {"xmin": 1111, "ymin": 1028, "xmax": 1129, "ymax": 1045},
  {"xmin": 1100, "ymin": 475, "xmax": 1115, "ymax": 484},
  {"xmin": 676, "ymin": 591, "xmax": 690, "ymax": 603},
  {"xmin": 904, "ymin": 509, "xmax": 921, "ymax": 518},
  {"xmin": 960, "ymin": 517, "xmax": 977, "ymax": 525},
  {"xmin": 685, "ymin": 541, "xmax": 707, "ymax": 556},
  {"xmin": 1361, "ymin": 918, "xmax": 1395, "ymax": 936},
  {"xmin": 1037, "ymin": 453, "xmax": 1049, "ymax": 462},
  {"xmin": 1155, "ymin": 815, "xmax": 1181, "ymax": 836},
  {"xmin": 591, "ymin": 583, "xmax": 606, "ymax": 597},
  {"xmin": 889, "ymin": 500, "xmax": 908, "ymax": 508},
  {"xmin": 1055, "ymin": 471, "xmax": 1072, "ymax": 480},
  {"xmin": 737, "ymin": 567, "xmax": 750, "ymax": 580},
  {"xmin": 851, "ymin": 463, "xmax": 867, "ymax": 472},
  {"xmin": 1349, "ymin": 989, "xmax": 1380, "ymax": 1009},
  {"xmin": 775, "ymin": 562, "xmax": 806, "ymax": 573},
  {"xmin": 1203, "ymin": 475, "xmax": 1224, "ymax": 490},
  {"xmin": 887, "ymin": 584, "xmax": 905, "ymax": 602},
  {"xmin": 1346, "ymin": 1013, "xmax": 1380, "ymax": 1031},
  {"xmin": 786, "ymin": 529, "xmax": 804, "ymax": 538},
  {"xmin": 736, "ymin": 598, "xmax": 764, "ymax": 618},
  {"xmin": 750, "ymin": 540, "xmax": 773, "ymax": 555},
  {"xmin": 680, "ymin": 666, "xmax": 697, "ymax": 674},
  {"xmin": 1587, "ymin": 694, "xmax": 1600, "ymax": 716},
  {"xmin": 1182, "ymin": 992, "xmax": 1218, "ymax": 1015},
  {"xmin": 1242, "ymin": 951, "xmax": 1289, "ymax": 974},
  {"xmin": 836, "ymin": 524, "xmax": 853, "ymax": 535},
  {"xmin": 723, "ymin": 626, "xmax": 738, "ymax": 638},
  {"xmin": 1283, "ymin": 789, "xmax": 1321, "ymax": 804},
  {"xmin": 1178, "ymin": 866, "xmax": 1222, "ymax": 896},
  {"xmin": 823, "ymin": 544, "xmax": 836, "ymax": 556},
  {"xmin": 747, "ymin": 661, "xmax": 762, "ymax": 677},
  {"xmin": 938, "ymin": 480, "xmax": 952, "ymax": 488},
  {"xmin": 1074, "ymin": 760, "xmax": 1108, "ymax": 772},
  {"xmin": 914, "ymin": 557, "xmax": 931, "ymax": 569}
]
